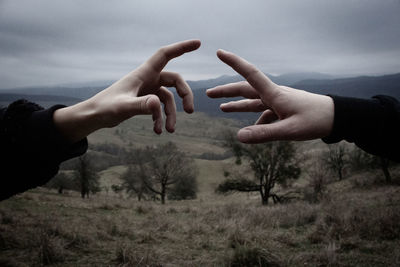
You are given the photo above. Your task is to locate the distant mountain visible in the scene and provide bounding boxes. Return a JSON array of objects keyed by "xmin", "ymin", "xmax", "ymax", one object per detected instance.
[
  {"xmin": 187, "ymin": 75, "xmax": 244, "ymax": 90},
  {"xmin": 292, "ymin": 73, "xmax": 400, "ymax": 99},
  {"xmin": 57, "ymin": 80, "xmax": 114, "ymax": 88},
  {"xmin": 1, "ymin": 72, "xmax": 399, "ymax": 122},
  {"xmin": 183, "ymin": 72, "xmax": 400, "ymax": 122},
  {"xmin": 271, "ymin": 72, "xmax": 335, "ymax": 85},
  {"xmin": 0, "ymin": 86, "xmax": 105, "ymax": 100},
  {"xmin": 0, "ymin": 93, "xmax": 81, "ymax": 108},
  {"xmin": 187, "ymin": 72, "xmax": 336, "ymax": 90},
  {"xmin": 0, "ymin": 72, "xmax": 338, "ymax": 98}
]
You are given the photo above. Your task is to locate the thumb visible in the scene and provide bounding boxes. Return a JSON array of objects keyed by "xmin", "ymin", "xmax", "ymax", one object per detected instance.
[
  {"xmin": 130, "ymin": 94, "xmax": 160, "ymax": 114},
  {"xmin": 237, "ymin": 119, "xmax": 294, "ymax": 143},
  {"xmin": 130, "ymin": 95, "xmax": 163, "ymax": 134}
]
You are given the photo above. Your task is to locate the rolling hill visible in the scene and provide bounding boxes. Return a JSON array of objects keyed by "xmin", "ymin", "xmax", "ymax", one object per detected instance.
[{"xmin": 1, "ymin": 72, "xmax": 399, "ymax": 122}]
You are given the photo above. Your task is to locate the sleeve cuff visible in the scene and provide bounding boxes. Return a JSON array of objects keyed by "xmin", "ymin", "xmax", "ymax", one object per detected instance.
[
  {"xmin": 27, "ymin": 105, "xmax": 88, "ymax": 163},
  {"xmin": 322, "ymin": 95, "xmax": 384, "ymax": 144},
  {"xmin": 0, "ymin": 101, "xmax": 88, "ymax": 200},
  {"xmin": 322, "ymin": 95, "xmax": 400, "ymax": 162}
]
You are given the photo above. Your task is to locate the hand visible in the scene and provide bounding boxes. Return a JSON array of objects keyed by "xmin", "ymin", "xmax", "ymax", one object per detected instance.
[
  {"xmin": 206, "ymin": 49, "xmax": 334, "ymax": 144},
  {"xmin": 54, "ymin": 39, "xmax": 201, "ymax": 143}
]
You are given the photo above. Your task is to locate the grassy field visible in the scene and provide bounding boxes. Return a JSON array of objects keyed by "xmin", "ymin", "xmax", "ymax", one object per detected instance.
[
  {"xmin": 1, "ymin": 112, "xmax": 400, "ymax": 266},
  {"xmin": 88, "ymin": 112, "xmax": 240, "ymax": 157},
  {"xmin": 1, "ymin": 179, "xmax": 400, "ymax": 266}
]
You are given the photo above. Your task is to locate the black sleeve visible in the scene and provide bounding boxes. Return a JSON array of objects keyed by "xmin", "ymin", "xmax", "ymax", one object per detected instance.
[
  {"xmin": 0, "ymin": 100, "xmax": 88, "ymax": 200},
  {"xmin": 322, "ymin": 95, "xmax": 400, "ymax": 162}
]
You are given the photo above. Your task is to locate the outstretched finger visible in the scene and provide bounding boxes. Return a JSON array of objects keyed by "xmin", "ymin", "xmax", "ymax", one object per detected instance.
[
  {"xmin": 160, "ymin": 71, "xmax": 194, "ymax": 113},
  {"xmin": 206, "ymin": 81, "xmax": 260, "ymax": 99},
  {"xmin": 220, "ymin": 99, "xmax": 267, "ymax": 112},
  {"xmin": 146, "ymin": 40, "xmax": 201, "ymax": 73},
  {"xmin": 216, "ymin": 49, "xmax": 279, "ymax": 100},
  {"xmin": 157, "ymin": 87, "xmax": 177, "ymax": 133}
]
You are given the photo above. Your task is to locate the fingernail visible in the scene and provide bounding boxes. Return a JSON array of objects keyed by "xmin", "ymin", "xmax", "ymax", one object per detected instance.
[
  {"xmin": 206, "ymin": 89, "xmax": 214, "ymax": 97},
  {"xmin": 167, "ymin": 125, "xmax": 175, "ymax": 133}
]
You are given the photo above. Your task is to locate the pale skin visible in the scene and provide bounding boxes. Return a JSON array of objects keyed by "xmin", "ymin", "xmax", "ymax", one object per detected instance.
[
  {"xmin": 206, "ymin": 49, "xmax": 335, "ymax": 144},
  {"xmin": 53, "ymin": 40, "xmax": 201, "ymax": 143}
]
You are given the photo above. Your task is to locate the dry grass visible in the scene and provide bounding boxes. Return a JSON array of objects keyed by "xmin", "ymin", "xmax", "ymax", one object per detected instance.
[
  {"xmin": 2, "ymin": 113, "xmax": 400, "ymax": 266},
  {"xmin": 1, "ymin": 181, "xmax": 400, "ymax": 266},
  {"xmin": 88, "ymin": 112, "xmax": 240, "ymax": 157}
]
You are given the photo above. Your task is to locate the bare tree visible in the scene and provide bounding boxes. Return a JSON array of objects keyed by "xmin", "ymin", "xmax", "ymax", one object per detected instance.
[
  {"xmin": 306, "ymin": 158, "xmax": 330, "ymax": 202},
  {"xmin": 348, "ymin": 146, "xmax": 394, "ymax": 183},
  {"xmin": 122, "ymin": 164, "xmax": 150, "ymax": 201},
  {"xmin": 74, "ymin": 155, "xmax": 100, "ymax": 198},
  {"xmin": 168, "ymin": 174, "xmax": 198, "ymax": 200},
  {"xmin": 218, "ymin": 132, "xmax": 301, "ymax": 205},
  {"xmin": 324, "ymin": 143, "xmax": 347, "ymax": 180},
  {"xmin": 124, "ymin": 143, "xmax": 197, "ymax": 204},
  {"xmin": 45, "ymin": 172, "xmax": 74, "ymax": 194},
  {"xmin": 379, "ymin": 156, "xmax": 392, "ymax": 183}
]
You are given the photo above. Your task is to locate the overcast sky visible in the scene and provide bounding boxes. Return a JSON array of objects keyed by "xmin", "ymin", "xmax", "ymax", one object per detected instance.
[{"xmin": 1, "ymin": 0, "xmax": 400, "ymax": 88}]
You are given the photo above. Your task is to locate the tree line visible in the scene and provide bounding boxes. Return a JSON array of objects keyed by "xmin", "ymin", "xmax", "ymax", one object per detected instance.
[
  {"xmin": 216, "ymin": 131, "xmax": 399, "ymax": 205},
  {"xmin": 46, "ymin": 142, "xmax": 198, "ymax": 204},
  {"xmin": 47, "ymin": 133, "xmax": 398, "ymax": 206}
]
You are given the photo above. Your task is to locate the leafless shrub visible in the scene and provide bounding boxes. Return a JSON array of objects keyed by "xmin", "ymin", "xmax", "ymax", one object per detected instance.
[
  {"xmin": 135, "ymin": 205, "xmax": 153, "ymax": 215},
  {"xmin": 323, "ymin": 143, "xmax": 348, "ymax": 181},
  {"xmin": 182, "ymin": 206, "xmax": 192, "ymax": 213},
  {"xmin": 350, "ymin": 172, "xmax": 385, "ymax": 188},
  {"xmin": 63, "ymin": 231, "xmax": 90, "ymax": 250},
  {"xmin": 305, "ymin": 159, "xmax": 331, "ymax": 203},
  {"xmin": 222, "ymin": 203, "xmax": 242, "ymax": 219},
  {"xmin": 37, "ymin": 231, "xmax": 66, "ymax": 265},
  {"xmin": 137, "ymin": 232, "xmax": 157, "ymax": 244},
  {"xmin": 248, "ymin": 202, "xmax": 318, "ymax": 229},
  {"xmin": 0, "ymin": 209, "xmax": 14, "ymax": 225},
  {"xmin": 309, "ymin": 200, "xmax": 400, "ymax": 243},
  {"xmin": 108, "ymin": 223, "xmax": 124, "ymax": 237},
  {"xmin": 228, "ymin": 230, "xmax": 250, "ymax": 249},
  {"xmin": 115, "ymin": 243, "xmax": 161, "ymax": 266},
  {"xmin": 0, "ymin": 226, "xmax": 22, "ymax": 250},
  {"xmin": 167, "ymin": 207, "xmax": 178, "ymax": 214},
  {"xmin": 98, "ymin": 203, "xmax": 114, "ymax": 210},
  {"xmin": 224, "ymin": 244, "xmax": 281, "ymax": 267},
  {"xmin": 296, "ymin": 241, "xmax": 339, "ymax": 267},
  {"xmin": 322, "ymin": 241, "xmax": 339, "ymax": 266}
]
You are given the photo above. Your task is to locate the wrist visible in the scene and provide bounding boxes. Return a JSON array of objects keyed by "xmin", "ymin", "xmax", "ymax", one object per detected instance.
[{"xmin": 53, "ymin": 99, "xmax": 100, "ymax": 143}]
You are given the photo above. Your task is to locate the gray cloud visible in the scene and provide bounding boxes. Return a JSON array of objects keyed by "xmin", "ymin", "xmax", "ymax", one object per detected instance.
[{"xmin": 0, "ymin": 0, "xmax": 399, "ymax": 88}]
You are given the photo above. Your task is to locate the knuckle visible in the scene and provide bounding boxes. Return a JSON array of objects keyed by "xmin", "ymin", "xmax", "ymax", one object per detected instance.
[
  {"xmin": 140, "ymin": 97, "xmax": 148, "ymax": 113},
  {"xmin": 245, "ymin": 101, "xmax": 252, "ymax": 110},
  {"xmin": 164, "ymin": 89, "xmax": 174, "ymax": 98},
  {"xmin": 158, "ymin": 46, "xmax": 167, "ymax": 54},
  {"xmin": 174, "ymin": 73, "xmax": 183, "ymax": 81},
  {"xmin": 260, "ymin": 127, "xmax": 273, "ymax": 140},
  {"xmin": 257, "ymin": 101, "xmax": 265, "ymax": 110},
  {"xmin": 245, "ymin": 66, "xmax": 260, "ymax": 80}
]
